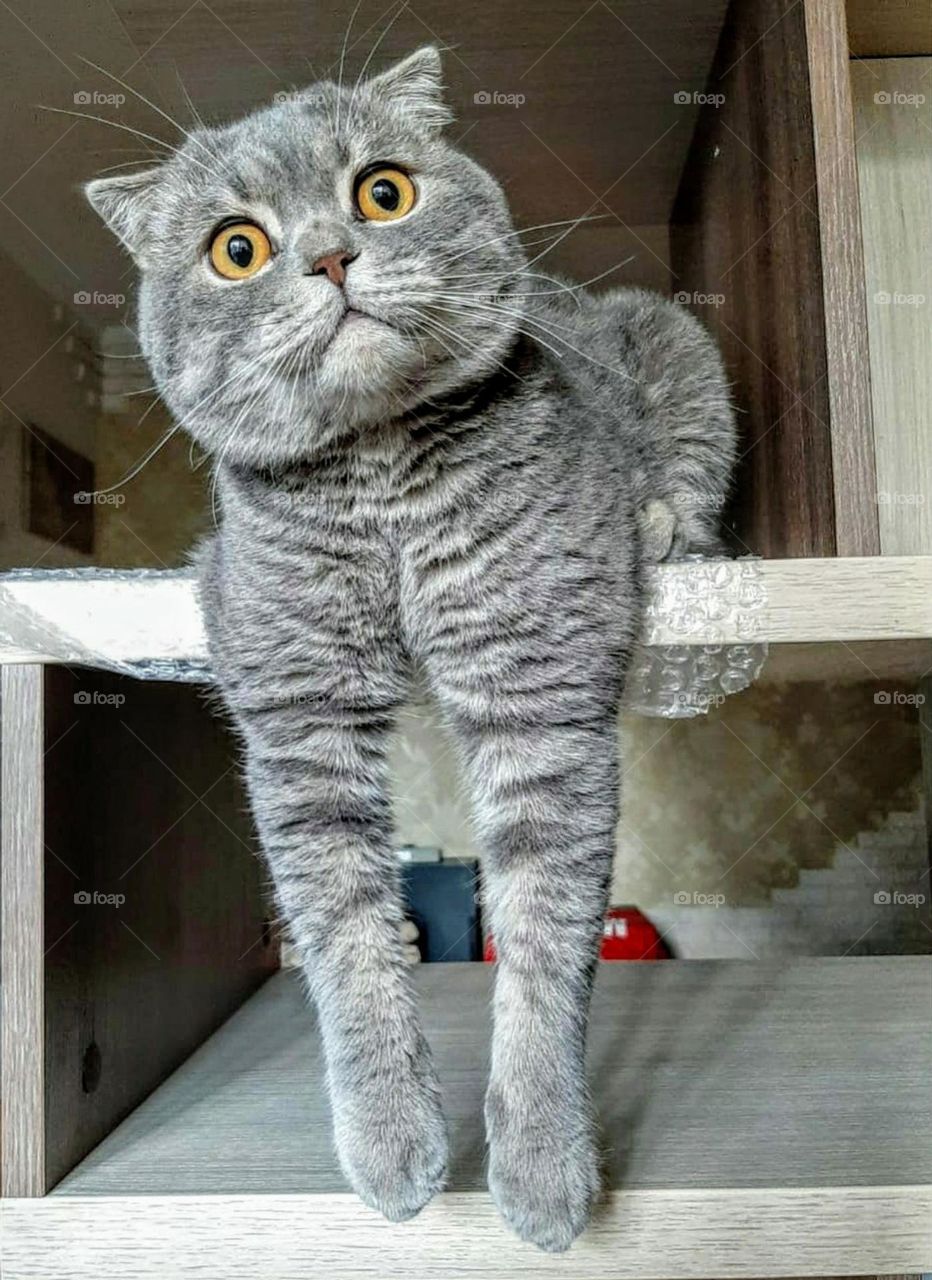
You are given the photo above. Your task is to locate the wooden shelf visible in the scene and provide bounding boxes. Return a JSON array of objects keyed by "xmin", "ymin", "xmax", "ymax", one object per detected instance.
[
  {"xmin": 3, "ymin": 959, "xmax": 930, "ymax": 1278},
  {"xmin": 2, "ymin": 558, "xmax": 931, "ymax": 670}
]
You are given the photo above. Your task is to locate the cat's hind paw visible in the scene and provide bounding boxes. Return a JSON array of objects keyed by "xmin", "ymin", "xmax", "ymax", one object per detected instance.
[{"xmin": 637, "ymin": 498, "xmax": 679, "ymax": 562}]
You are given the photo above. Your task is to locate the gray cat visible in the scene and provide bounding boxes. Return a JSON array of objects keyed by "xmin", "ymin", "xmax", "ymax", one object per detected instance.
[{"xmin": 86, "ymin": 47, "xmax": 735, "ymax": 1250}]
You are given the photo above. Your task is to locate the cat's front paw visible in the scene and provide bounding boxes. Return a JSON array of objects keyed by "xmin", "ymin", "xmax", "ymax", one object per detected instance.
[
  {"xmin": 332, "ymin": 1072, "xmax": 449, "ymax": 1222},
  {"xmin": 486, "ymin": 1087, "xmax": 600, "ymax": 1252}
]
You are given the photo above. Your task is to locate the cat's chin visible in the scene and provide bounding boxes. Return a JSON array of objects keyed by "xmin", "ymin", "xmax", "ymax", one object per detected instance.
[{"xmin": 317, "ymin": 323, "xmax": 424, "ymax": 419}]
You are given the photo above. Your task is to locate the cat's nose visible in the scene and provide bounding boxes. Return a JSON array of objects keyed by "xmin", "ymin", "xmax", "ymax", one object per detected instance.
[{"xmin": 310, "ymin": 249, "xmax": 357, "ymax": 287}]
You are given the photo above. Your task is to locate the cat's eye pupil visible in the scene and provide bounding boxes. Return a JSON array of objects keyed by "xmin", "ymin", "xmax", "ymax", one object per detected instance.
[
  {"xmin": 227, "ymin": 234, "xmax": 254, "ymax": 267},
  {"xmin": 371, "ymin": 178, "xmax": 400, "ymax": 211}
]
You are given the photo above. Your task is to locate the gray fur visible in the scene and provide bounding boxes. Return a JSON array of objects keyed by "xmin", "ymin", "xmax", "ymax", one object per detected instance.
[{"xmin": 86, "ymin": 47, "xmax": 735, "ymax": 1250}]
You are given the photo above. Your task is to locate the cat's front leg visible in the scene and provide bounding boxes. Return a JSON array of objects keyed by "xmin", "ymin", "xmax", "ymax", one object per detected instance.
[
  {"xmin": 234, "ymin": 674, "xmax": 448, "ymax": 1220},
  {"xmin": 429, "ymin": 657, "xmax": 621, "ymax": 1249},
  {"xmin": 479, "ymin": 715, "xmax": 617, "ymax": 1250}
]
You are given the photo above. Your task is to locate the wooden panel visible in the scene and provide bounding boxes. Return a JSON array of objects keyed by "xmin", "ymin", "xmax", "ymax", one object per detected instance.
[
  {"xmin": 4, "ymin": 1187, "xmax": 932, "ymax": 1280},
  {"xmin": 108, "ymin": 0, "xmax": 729, "ymax": 229},
  {"xmin": 804, "ymin": 0, "xmax": 879, "ymax": 557},
  {"xmin": 847, "ymin": 0, "xmax": 932, "ymax": 55},
  {"xmin": 671, "ymin": 0, "xmax": 878, "ymax": 558},
  {"xmin": 1, "ymin": 665, "xmax": 279, "ymax": 1196},
  {"xmin": 40, "ymin": 666, "xmax": 278, "ymax": 1191},
  {"xmin": 759, "ymin": 638, "xmax": 932, "ymax": 683},
  {"xmin": 0, "ymin": 0, "xmax": 725, "ymax": 313},
  {"xmin": 1, "ymin": 665, "xmax": 46, "ymax": 1196},
  {"xmin": 741, "ymin": 555, "xmax": 932, "ymax": 643},
  {"xmin": 642, "ymin": 555, "xmax": 932, "ymax": 645},
  {"xmin": 920, "ymin": 673, "xmax": 932, "ymax": 881},
  {"xmin": 852, "ymin": 58, "xmax": 932, "ymax": 554},
  {"xmin": 56, "ymin": 961, "xmax": 932, "ymax": 1197},
  {"xmin": 2, "ymin": 960, "xmax": 928, "ymax": 1276},
  {"xmin": 4, "ymin": 558, "xmax": 932, "ymax": 669}
]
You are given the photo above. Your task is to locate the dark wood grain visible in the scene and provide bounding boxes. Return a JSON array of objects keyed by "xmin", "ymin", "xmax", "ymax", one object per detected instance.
[
  {"xmin": 2, "ymin": 665, "xmax": 279, "ymax": 1196},
  {"xmin": 671, "ymin": 0, "xmax": 878, "ymax": 558},
  {"xmin": 40, "ymin": 666, "xmax": 279, "ymax": 1191},
  {"xmin": 920, "ymin": 675, "xmax": 932, "ymax": 883},
  {"xmin": 109, "ymin": 0, "xmax": 730, "ymax": 230},
  {"xmin": 846, "ymin": 0, "xmax": 932, "ymax": 55},
  {"xmin": 804, "ymin": 0, "xmax": 879, "ymax": 557}
]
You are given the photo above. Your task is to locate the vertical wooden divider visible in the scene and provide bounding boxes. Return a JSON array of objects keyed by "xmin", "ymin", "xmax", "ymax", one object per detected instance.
[
  {"xmin": 671, "ymin": 0, "xmax": 879, "ymax": 558},
  {"xmin": 1, "ymin": 665, "xmax": 47, "ymax": 1196},
  {"xmin": 803, "ymin": 0, "xmax": 879, "ymax": 557}
]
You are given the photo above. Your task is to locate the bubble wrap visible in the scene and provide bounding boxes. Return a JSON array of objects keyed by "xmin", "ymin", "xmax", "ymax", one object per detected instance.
[
  {"xmin": 626, "ymin": 557, "xmax": 768, "ymax": 717},
  {"xmin": 0, "ymin": 560, "xmax": 767, "ymax": 714}
]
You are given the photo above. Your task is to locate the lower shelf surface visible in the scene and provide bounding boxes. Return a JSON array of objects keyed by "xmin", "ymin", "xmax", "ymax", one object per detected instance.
[{"xmin": 3, "ymin": 958, "xmax": 931, "ymax": 1277}]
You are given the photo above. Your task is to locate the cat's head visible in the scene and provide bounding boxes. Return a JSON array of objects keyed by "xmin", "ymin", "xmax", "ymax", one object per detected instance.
[{"xmin": 85, "ymin": 48, "xmax": 524, "ymax": 467}]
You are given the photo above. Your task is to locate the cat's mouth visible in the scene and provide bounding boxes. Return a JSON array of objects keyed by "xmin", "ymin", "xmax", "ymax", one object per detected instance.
[
  {"xmin": 323, "ymin": 304, "xmax": 396, "ymax": 352},
  {"xmin": 326, "ymin": 305, "xmax": 378, "ymax": 340}
]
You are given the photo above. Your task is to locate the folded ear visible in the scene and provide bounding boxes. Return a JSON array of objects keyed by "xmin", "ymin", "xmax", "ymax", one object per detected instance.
[
  {"xmin": 84, "ymin": 167, "xmax": 162, "ymax": 263},
  {"xmin": 367, "ymin": 46, "xmax": 452, "ymax": 135}
]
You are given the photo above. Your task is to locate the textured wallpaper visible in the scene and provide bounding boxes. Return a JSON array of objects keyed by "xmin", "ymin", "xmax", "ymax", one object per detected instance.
[{"xmin": 388, "ymin": 676, "xmax": 929, "ymax": 955}]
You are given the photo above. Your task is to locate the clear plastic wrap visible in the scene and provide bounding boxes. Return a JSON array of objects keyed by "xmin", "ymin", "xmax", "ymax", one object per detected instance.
[
  {"xmin": 625, "ymin": 557, "xmax": 768, "ymax": 717},
  {"xmin": 0, "ymin": 559, "xmax": 768, "ymax": 715},
  {"xmin": 0, "ymin": 568, "xmax": 210, "ymax": 683}
]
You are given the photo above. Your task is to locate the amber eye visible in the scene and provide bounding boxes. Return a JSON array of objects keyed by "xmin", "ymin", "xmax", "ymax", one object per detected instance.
[
  {"xmin": 208, "ymin": 222, "xmax": 273, "ymax": 279},
  {"xmin": 355, "ymin": 167, "xmax": 417, "ymax": 222}
]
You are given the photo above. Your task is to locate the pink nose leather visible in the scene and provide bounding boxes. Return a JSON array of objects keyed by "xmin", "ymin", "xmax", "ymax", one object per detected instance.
[{"xmin": 311, "ymin": 249, "xmax": 355, "ymax": 286}]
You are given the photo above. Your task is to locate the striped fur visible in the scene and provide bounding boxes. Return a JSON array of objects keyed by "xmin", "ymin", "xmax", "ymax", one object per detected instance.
[{"xmin": 86, "ymin": 48, "xmax": 735, "ymax": 1250}]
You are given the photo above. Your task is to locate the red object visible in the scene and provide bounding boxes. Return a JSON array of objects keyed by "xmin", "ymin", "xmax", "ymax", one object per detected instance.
[{"xmin": 483, "ymin": 906, "xmax": 671, "ymax": 963}]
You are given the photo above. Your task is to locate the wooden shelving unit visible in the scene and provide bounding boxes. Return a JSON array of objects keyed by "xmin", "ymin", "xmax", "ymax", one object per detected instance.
[{"xmin": 2, "ymin": 0, "xmax": 931, "ymax": 1275}]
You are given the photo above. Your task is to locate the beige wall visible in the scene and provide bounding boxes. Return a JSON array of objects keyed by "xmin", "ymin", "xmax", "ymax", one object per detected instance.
[
  {"xmin": 93, "ymin": 402, "xmax": 210, "ymax": 569},
  {"xmin": 0, "ymin": 247, "xmax": 210, "ymax": 572}
]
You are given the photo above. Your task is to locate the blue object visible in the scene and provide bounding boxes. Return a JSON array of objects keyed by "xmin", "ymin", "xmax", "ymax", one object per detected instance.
[{"xmin": 399, "ymin": 857, "xmax": 482, "ymax": 962}]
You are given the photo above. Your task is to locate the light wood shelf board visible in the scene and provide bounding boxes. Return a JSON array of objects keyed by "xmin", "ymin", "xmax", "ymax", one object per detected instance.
[
  {"xmin": 852, "ymin": 58, "xmax": 932, "ymax": 557},
  {"xmin": 4, "ymin": 1185, "xmax": 932, "ymax": 1279},
  {"xmin": 2, "ymin": 559, "xmax": 931, "ymax": 669},
  {"xmin": 3, "ymin": 960, "xmax": 927, "ymax": 1277}
]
